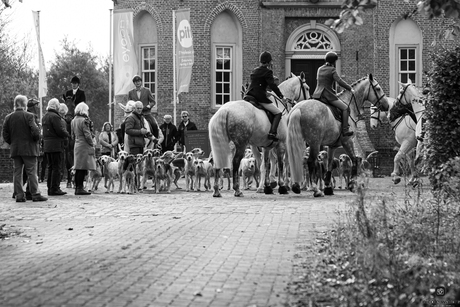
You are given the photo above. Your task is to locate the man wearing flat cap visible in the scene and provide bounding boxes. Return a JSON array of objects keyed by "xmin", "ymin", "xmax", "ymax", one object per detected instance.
[
  {"xmin": 159, "ymin": 114, "xmax": 177, "ymax": 153},
  {"xmin": 128, "ymin": 75, "xmax": 156, "ymax": 112},
  {"xmin": 63, "ymin": 76, "xmax": 86, "ymax": 108}
]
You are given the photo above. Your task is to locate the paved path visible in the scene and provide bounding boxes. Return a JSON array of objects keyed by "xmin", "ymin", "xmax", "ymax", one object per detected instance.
[{"xmin": 0, "ymin": 180, "xmax": 353, "ymax": 307}]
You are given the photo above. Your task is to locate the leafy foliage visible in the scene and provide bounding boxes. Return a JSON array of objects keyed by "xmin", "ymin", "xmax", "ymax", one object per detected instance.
[
  {"xmin": 422, "ymin": 44, "xmax": 460, "ymax": 191},
  {"xmin": 287, "ymin": 177, "xmax": 460, "ymax": 306},
  {"xmin": 328, "ymin": 0, "xmax": 460, "ymax": 36},
  {"xmin": 47, "ymin": 38, "xmax": 110, "ymax": 132}
]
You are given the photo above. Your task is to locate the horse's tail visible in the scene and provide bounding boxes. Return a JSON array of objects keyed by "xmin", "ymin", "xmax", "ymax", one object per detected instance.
[
  {"xmin": 287, "ymin": 107, "xmax": 305, "ymax": 183},
  {"xmin": 209, "ymin": 108, "xmax": 231, "ymax": 169}
]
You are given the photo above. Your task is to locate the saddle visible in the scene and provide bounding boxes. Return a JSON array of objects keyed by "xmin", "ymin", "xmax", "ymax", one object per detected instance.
[
  {"xmin": 243, "ymin": 95, "xmax": 275, "ymax": 123},
  {"xmin": 317, "ymin": 98, "xmax": 342, "ymax": 122}
]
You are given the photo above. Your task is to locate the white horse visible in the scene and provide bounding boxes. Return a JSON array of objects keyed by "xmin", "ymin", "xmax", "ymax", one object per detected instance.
[
  {"xmin": 370, "ymin": 80, "xmax": 425, "ymax": 185},
  {"xmin": 209, "ymin": 72, "xmax": 310, "ymax": 197}
]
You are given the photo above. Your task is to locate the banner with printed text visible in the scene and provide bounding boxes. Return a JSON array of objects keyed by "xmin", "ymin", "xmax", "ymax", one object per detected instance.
[
  {"xmin": 32, "ymin": 11, "xmax": 47, "ymax": 98},
  {"xmin": 114, "ymin": 9, "xmax": 138, "ymax": 95},
  {"xmin": 175, "ymin": 9, "xmax": 194, "ymax": 94}
]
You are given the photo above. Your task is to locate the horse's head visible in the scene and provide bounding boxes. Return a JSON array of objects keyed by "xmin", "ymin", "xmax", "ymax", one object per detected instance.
[
  {"xmin": 370, "ymin": 97, "xmax": 395, "ymax": 129},
  {"xmin": 278, "ymin": 72, "xmax": 310, "ymax": 112}
]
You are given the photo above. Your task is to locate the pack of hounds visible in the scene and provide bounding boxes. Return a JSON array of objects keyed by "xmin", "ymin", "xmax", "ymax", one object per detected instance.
[{"xmin": 77, "ymin": 144, "xmax": 376, "ymax": 194}]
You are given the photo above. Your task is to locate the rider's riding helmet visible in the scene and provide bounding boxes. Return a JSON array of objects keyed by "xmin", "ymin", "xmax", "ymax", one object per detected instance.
[
  {"xmin": 132, "ymin": 75, "xmax": 142, "ymax": 83},
  {"xmin": 70, "ymin": 76, "xmax": 80, "ymax": 84},
  {"xmin": 259, "ymin": 51, "xmax": 272, "ymax": 64},
  {"xmin": 325, "ymin": 51, "xmax": 338, "ymax": 64}
]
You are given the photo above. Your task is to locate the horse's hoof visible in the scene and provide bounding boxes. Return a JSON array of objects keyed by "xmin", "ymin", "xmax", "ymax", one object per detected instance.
[
  {"xmin": 314, "ymin": 191, "xmax": 324, "ymax": 197},
  {"xmin": 256, "ymin": 188, "xmax": 264, "ymax": 193},
  {"xmin": 234, "ymin": 191, "xmax": 243, "ymax": 197},
  {"xmin": 264, "ymin": 186, "xmax": 274, "ymax": 194},
  {"xmin": 393, "ymin": 178, "xmax": 401, "ymax": 185},
  {"xmin": 324, "ymin": 187, "xmax": 334, "ymax": 196},
  {"xmin": 278, "ymin": 186, "xmax": 288, "ymax": 194},
  {"xmin": 292, "ymin": 183, "xmax": 301, "ymax": 194},
  {"xmin": 270, "ymin": 181, "xmax": 277, "ymax": 189}
]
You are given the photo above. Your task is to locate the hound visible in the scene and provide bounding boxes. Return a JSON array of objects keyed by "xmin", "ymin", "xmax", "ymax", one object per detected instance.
[
  {"xmin": 122, "ymin": 155, "xmax": 136, "ymax": 194},
  {"xmin": 117, "ymin": 150, "xmax": 129, "ymax": 193},
  {"xmin": 154, "ymin": 158, "xmax": 172, "ymax": 193},
  {"xmin": 239, "ymin": 156, "xmax": 259, "ymax": 190},
  {"xmin": 194, "ymin": 158, "xmax": 213, "ymax": 191},
  {"xmin": 339, "ymin": 153, "xmax": 353, "ymax": 189},
  {"xmin": 141, "ymin": 149, "xmax": 156, "ymax": 190}
]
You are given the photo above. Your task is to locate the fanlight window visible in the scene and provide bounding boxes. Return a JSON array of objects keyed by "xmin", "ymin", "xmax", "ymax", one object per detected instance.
[{"xmin": 294, "ymin": 31, "xmax": 333, "ymax": 50}]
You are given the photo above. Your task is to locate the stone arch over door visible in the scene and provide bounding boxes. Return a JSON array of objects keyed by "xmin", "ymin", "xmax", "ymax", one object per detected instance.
[{"xmin": 285, "ymin": 21, "xmax": 342, "ymax": 95}]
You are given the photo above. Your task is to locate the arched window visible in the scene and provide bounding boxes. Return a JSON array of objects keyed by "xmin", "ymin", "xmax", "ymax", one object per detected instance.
[
  {"xmin": 210, "ymin": 11, "xmax": 242, "ymax": 108},
  {"xmin": 389, "ymin": 18, "xmax": 423, "ymax": 97}
]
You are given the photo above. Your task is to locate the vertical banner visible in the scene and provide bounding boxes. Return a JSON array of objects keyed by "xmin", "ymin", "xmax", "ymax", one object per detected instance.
[
  {"xmin": 113, "ymin": 9, "xmax": 138, "ymax": 95},
  {"xmin": 175, "ymin": 9, "xmax": 194, "ymax": 94},
  {"xmin": 32, "ymin": 11, "xmax": 47, "ymax": 98}
]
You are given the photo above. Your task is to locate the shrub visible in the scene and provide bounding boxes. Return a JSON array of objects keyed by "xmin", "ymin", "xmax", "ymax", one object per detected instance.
[{"xmin": 423, "ymin": 43, "xmax": 460, "ymax": 191}]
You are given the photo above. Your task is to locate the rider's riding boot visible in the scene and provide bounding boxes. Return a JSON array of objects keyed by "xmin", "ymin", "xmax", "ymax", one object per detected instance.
[
  {"xmin": 268, "ymin": 113, "xmax": 282, "ymax": 141},
  {"xmin": 341, "ymin": 109, "xmax": 354, "ymax": 137}
]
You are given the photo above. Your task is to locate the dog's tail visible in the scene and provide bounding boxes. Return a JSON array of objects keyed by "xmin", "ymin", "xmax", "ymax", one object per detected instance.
[
  {"xmin": 365, "ymin": 150, "xmax": 378, "ymax": 161},
  {"xmin": 208, "ymin": 108, "xmax": 231, "ymax": 169}
]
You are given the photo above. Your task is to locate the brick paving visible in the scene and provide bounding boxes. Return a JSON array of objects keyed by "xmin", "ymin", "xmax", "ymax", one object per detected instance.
[{"xmin": 0, "ymin": 180, "xmax": 353, "ymax": 307}]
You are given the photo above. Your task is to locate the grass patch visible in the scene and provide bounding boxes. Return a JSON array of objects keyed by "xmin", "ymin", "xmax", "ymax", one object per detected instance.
[{"xmin": 287, "ymin": 175, "xmax": 460, "ymax": 306}]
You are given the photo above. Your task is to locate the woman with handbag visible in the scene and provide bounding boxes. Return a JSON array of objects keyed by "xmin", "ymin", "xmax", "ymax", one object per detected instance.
[{"xmin": 71, "ymin": 102, "xmax": 96, "ymax": 195}]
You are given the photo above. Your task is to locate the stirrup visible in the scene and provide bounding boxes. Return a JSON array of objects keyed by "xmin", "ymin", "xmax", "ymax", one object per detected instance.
[{"xmin": 268, "ymin": 133, "xmax": 279, "ymax": 141}]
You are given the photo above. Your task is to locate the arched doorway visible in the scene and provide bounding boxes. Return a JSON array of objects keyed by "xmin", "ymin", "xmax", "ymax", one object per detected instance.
[{"xmin": 285, "ymin": 21, "xmax": 341, "ymax": 96}]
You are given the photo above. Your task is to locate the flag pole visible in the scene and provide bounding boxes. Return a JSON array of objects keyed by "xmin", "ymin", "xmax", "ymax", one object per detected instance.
[
  {"xmin": 37, "ymin": 11, "xmax": 43, "ymax": 124},
  {"xmin": 172, "ymin": 10, "xmax": 177, "ymax": 127},
  {"xmin": 109, "ymin": 8, "xmax": 113, "ymax": 126}
]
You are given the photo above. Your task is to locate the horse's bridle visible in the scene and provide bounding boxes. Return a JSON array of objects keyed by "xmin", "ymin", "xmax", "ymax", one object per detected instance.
[
  {"xmin": 347, "ymin": 78, "xmax": 386, "ymax": 122},
  {"xmin": 274, "ymin": 76, "xmax": 309, "ymax": 114}
]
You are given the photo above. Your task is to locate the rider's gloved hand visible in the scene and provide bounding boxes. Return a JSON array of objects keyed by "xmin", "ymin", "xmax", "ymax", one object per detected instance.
[{"xmin": 350, "ymin": 89, "xmax": 356, "ymax": 95}]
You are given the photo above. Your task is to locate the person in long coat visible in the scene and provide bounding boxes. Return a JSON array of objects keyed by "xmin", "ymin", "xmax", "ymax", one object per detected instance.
[
  {"xmin": 71, "ymin": 102, "xmax": 96, "ymax": 195},
  {"xmin": 42, "ymin": 98, "xmax": 69, "ymax": 196},
  {"xmin": 2, "ymin": 95, "xmax": 47, "ymax": 202}
]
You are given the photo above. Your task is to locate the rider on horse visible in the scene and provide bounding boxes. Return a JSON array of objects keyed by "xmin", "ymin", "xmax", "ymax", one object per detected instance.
[
  {"xmin": 312, "ymin": 51, "xmax": 355, "ymax": 137},
  {"xmin": 244, "ymin": 51, "xmax": 287, "ymax": 142}
]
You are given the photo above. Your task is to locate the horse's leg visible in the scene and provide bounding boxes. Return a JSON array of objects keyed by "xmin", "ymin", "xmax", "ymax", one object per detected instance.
[
  {"xmin": 392, "ymin": 140, "xmax": 414, "ymax": 185},
  {"xmin": 324, "ymin": 147, "xmax": 337, "ymax": 196},
  {"xmin": 213, "ymin": 168, "xmax": 222, "ymax": 197},
  {"xmin": 275, "ymin": 143, "xmax": 288, "ymax": 194},
  {"xmin": 261, "ymin": 148, "xmax": 274, "ymax": 194},
  {"xmin": 269, "ymin": 149, "xmax": 277, "ymax": 189},
  {"xmin": 232, "ymin": 146, "xmax": 245, "ymax": 197}
]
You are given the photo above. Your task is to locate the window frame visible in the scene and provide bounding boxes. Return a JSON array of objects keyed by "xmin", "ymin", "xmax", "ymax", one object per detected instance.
[
  {"xmin": 139, "ymin": 44, "xmax": 157, "ymax": 101},
  {"xmin": 212, "ymin": 44, "xmax": 234, "ymax": 108},
  {"xmin": 396, "ymin": 45, "xmax": 418, "ymax": 86}
]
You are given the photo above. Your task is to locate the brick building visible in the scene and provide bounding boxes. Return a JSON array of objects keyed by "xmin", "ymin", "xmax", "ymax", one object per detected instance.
[
  {"xmin": 0, "ymin": 0, "xmax": 452, "ymax": 182},
  {"xmin": 111, "ymin": 0, "xmax": 450, "ymax": 177}
]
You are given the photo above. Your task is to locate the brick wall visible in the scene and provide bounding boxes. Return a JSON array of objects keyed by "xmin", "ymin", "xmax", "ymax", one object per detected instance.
[{"xmin": 0, "ymin": 148, "xmax": 13, "ymax": 183}]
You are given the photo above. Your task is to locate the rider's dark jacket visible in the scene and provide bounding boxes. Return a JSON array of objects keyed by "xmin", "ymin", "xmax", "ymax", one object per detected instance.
[
  {"xmin": 312, "ymin": 63, "xmax": 352, "ymax": 103},
  {"xmin": 245, "ymin": 65, "xmax": 284, "ymax": 104}
]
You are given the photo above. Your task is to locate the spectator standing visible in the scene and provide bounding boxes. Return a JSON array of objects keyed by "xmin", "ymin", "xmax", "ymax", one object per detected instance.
[
  {"xmin": 42, "ymin": 98, "xmax": 69, "ymax": 196},
  {"xmin": 99, "ymin": 122, "xmax": 118, "ymax": 157},
  {"xmin": 125, "ymin": 101, "xmax": 153, "ymax": 155},
  {"xmin": 141, "ymin": 106, "xmax": 164, "ymax": 150},
  {"xmin": 159, "ymin": 114, "xmax": 177, "ymax": 153},
  {"xmin": 63, "ymin": 76, "xmax": 86, "ymax": 108},
  {"xmin": 71, "ymin": 102, "xmax": 95, "ymax": 195},
  {"xmin": 176, "ymin": 110, "xmax": 197, "ymax": 151},
  {"xmin": 2, "ymin": 95, "xmax": 47, "ymax": 202},
  {"xmin": 59, "ymin": 103, "xmax": 69, "ymax": 183}
]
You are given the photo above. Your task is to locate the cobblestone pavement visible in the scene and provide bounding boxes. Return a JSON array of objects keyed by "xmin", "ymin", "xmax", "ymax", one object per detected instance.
[{"xmin": 0, "ymin": 178, "xmax": 360, "ymax": 307}]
